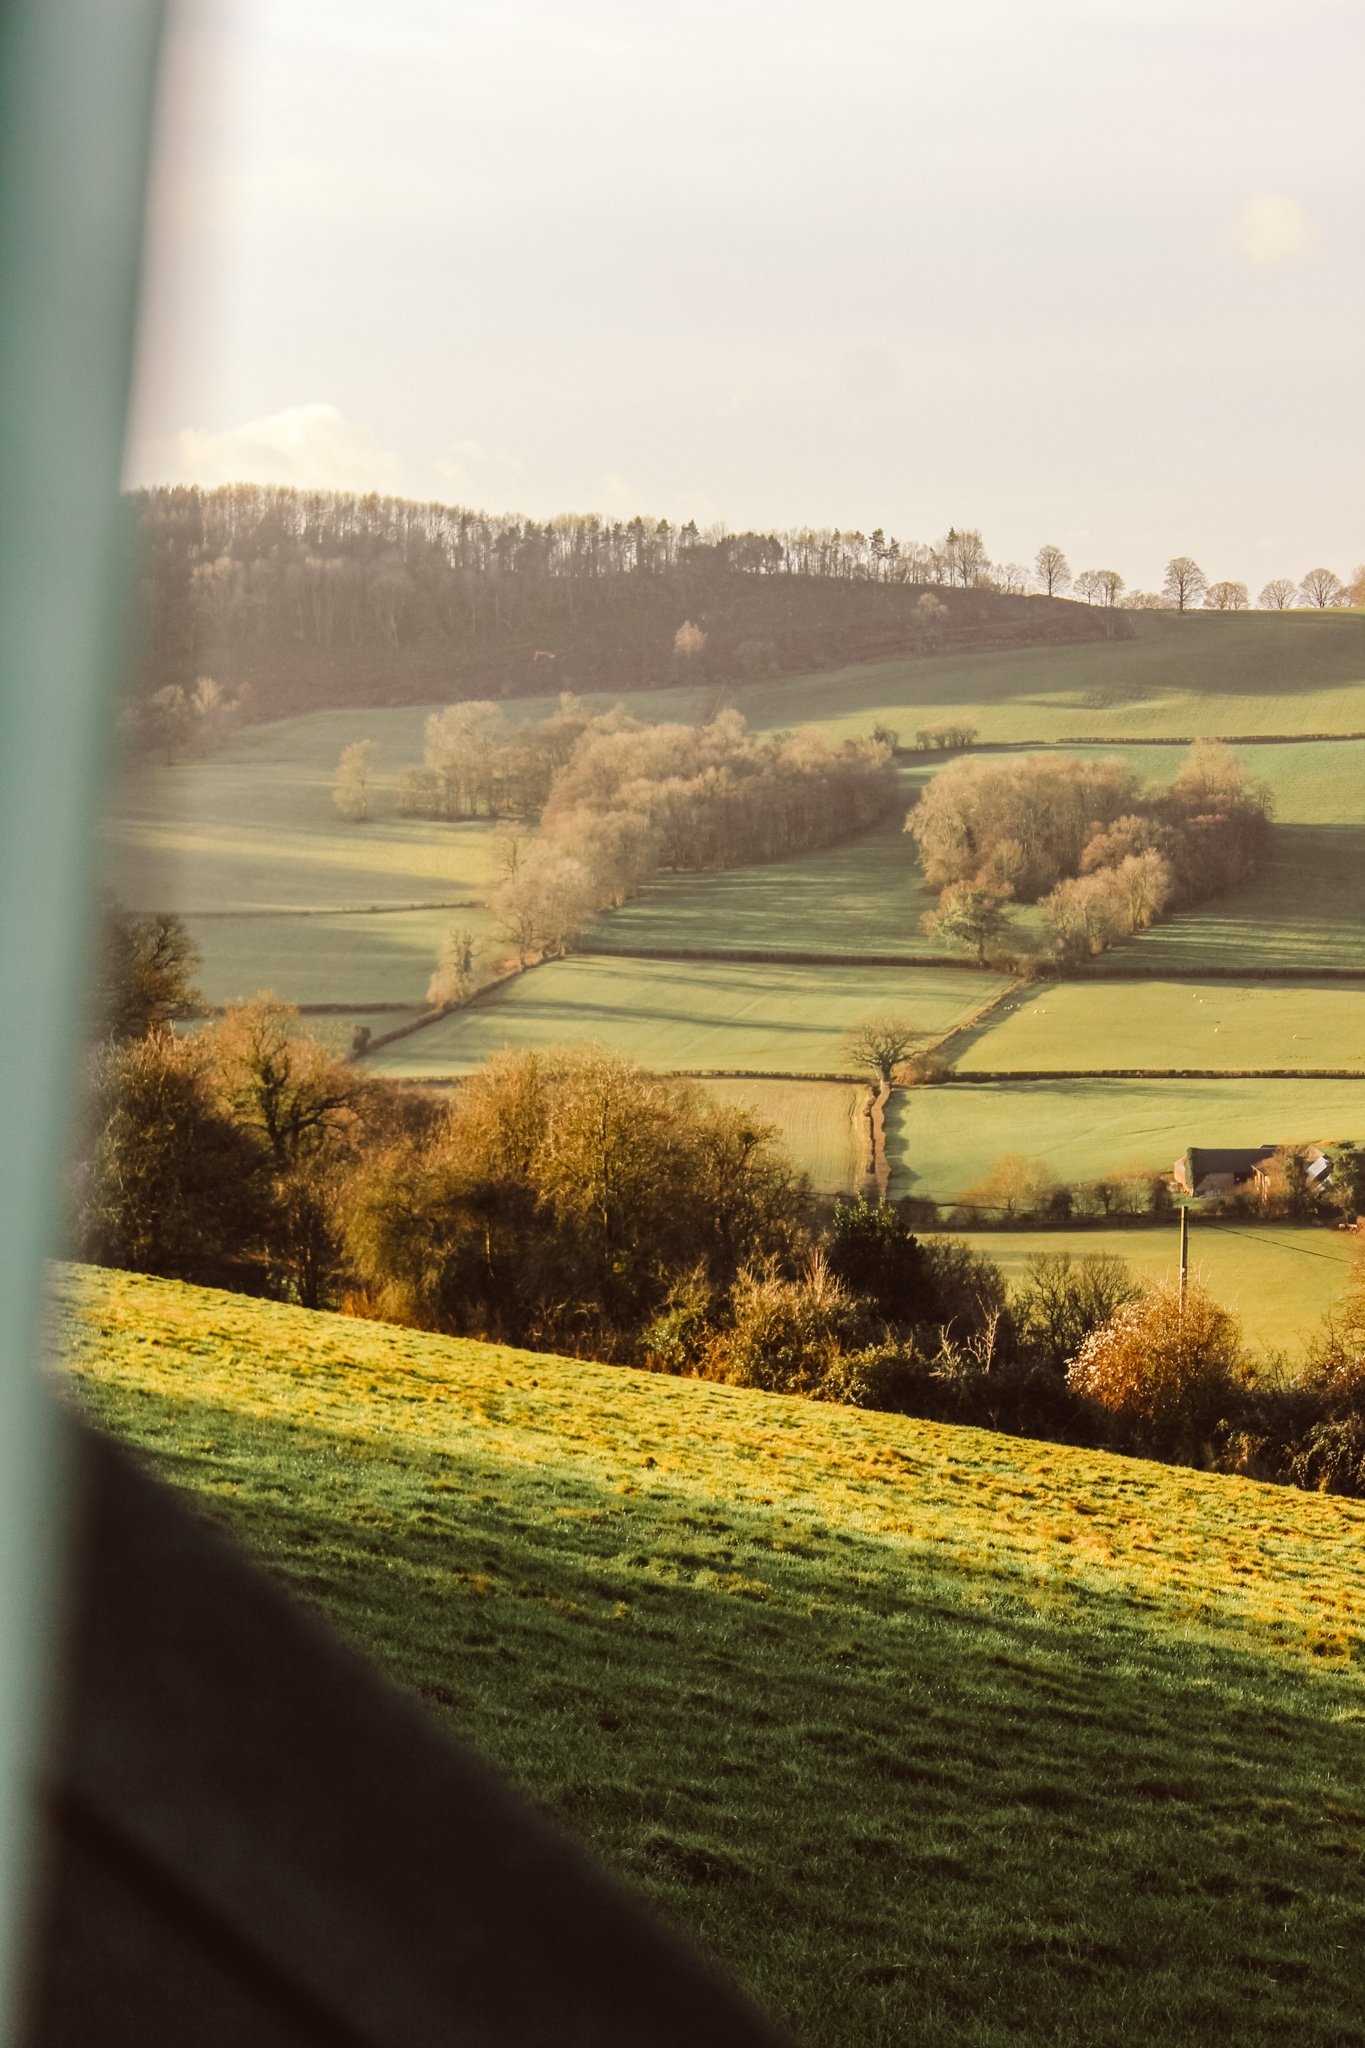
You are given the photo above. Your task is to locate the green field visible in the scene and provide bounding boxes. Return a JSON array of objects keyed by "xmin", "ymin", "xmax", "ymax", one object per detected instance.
[
  {"xmin": 887, "ymin": 1076, "xmax": 1365, "ymax": 1203},
  {"xmin": 726, "ymin": 609, "xmax": 1365, "ymax": 745},
  {"xmin": 102, "ymin": 636, "xmax": 1365, "ymax": 1022},
  {"xmin": 589, "ymin": 762, "xmax": 951, "ymax": 959},
  {"xmin": 953, "ymin": 980, "xmax": 1365, "ymax": 1075},
  {"xmin": 1121, "ymin": 739, "xmax": 1365, "ymax": 974},
  {"xmin": 58, "ymin": 1266, "xmax": 1365, "ymax": 2047},
  {"xmin": 373, "ymin": 956, "xmax": 1006, "ymax": 1079},
  {"xmin": 944, "ymin": 1227, "xmax": 1355, "ymax": 1361},
  {"xmin": 694, "ymin": 1077, "xmax": 869, "ymax": 1192},
  {"xmin": 184, "ymin": 906, "xmax": 500, "ymax": 1009}
]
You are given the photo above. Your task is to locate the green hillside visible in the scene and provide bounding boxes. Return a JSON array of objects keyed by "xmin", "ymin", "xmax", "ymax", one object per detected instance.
[
  {"xmin": 58, "ymin": 1266, "xmax": 1365, "ymax": 2048},
  {"xmin": 726, "ymin": 609, "xmax": 1365, "ymax": 744}
]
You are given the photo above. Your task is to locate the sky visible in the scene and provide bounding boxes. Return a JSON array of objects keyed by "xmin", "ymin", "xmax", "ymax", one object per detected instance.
[{"xmin": 127, "ymin": 0, "xmax": 1364, "ymax": 593}]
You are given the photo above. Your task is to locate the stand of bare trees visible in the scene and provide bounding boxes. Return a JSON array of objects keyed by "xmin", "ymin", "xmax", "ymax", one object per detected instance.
[
  {"xmin": 906, "ymin": 740, "xmax": 1271, "ymax": 965},
  {"xmin": 489, "ymin": 708, "xmax": 898, "ymax": 964}
]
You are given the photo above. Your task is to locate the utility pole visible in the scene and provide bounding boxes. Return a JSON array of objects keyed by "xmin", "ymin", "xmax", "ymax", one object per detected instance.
[{"xmin": 1179, "ymin": 1204, "xmax": 1189, "ymax": 1306}]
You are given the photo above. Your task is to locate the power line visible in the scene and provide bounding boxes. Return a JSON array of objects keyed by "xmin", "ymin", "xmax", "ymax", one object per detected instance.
[{"xmin": 1186, "ymin": 1217, "xmax": 1356, "ymax": 1266}]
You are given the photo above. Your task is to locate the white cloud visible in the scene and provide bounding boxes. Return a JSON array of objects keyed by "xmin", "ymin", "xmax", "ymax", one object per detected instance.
[
  {"xmin": 161, "ymin": 403, "xmax": 406, "ymax": 491},
  {"xmin": 433, "ymin": 440, "xmax": 526, "ymax": 506},
  {"xmin": 1229, "ymin": 192, "xmax": 1323, "ymax": 268}
]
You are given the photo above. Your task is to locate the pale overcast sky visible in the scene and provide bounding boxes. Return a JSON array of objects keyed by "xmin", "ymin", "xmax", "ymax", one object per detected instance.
[{"xmin": 127, "ymin": 0, "xmax": 1363, "ymax": 592}]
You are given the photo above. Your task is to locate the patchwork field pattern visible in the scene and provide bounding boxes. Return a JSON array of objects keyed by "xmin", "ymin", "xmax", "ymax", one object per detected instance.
[{"xmin": 58, "ymin": 1266, "xmax": 1365, "ymax": 2048}]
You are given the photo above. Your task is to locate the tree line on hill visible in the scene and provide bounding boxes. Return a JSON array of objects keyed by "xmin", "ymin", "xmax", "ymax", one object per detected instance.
[
  {"xmin": 122, "ymin": 484, "xmax": 1359, "ymax": 729},
  {"xmin": 908, "ymin": 739, "xmax": 1272, "ymax": 967},
  {"xmin": 74, "ymin": 912, "xmax": 1365, "ymax": 1503},
  {"xmin": 124, "ymin": 486, "xmax": 1114, "ymax": 718},
  {"xmin": 1035, "ymin": 545, "xmax": 1364, "ymax": 614}
]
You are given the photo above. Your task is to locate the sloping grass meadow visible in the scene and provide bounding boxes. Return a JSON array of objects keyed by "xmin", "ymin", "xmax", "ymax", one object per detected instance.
[
  {"xmin": 952, "ymin": 980, "xmax": 1365, "ymax": 1076},
  {"xmin": 887, "ymin": 1076, "xmax": 1365, "ymax": 1204},
  {"xmin": 56, "ymin": 1267, "xmax": 1365, "ymax": 2048},
  {"xmin": 726, "ymin": 609, "xmax": 1365, "ymax": 745},
  {"xmin": 373, "ymin": 956, "xmax": 1006, "ymax": 1080}
]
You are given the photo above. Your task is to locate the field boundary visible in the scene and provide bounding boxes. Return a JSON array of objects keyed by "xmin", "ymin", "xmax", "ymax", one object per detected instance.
[
  {"xmin": 186, "ymin": 898, "xmax": 487, "ymax": 919},
  {"xmin": 944, "ymin": 1067, "xmax": 1365, "ymax": 1083},
  {"xmin": 577, "ymin": 942, "xmax": 991, "ymax": 970},
  {"xmin": 923, "ymin": 979, "xmax": 1024, "ymax": 1064},
  {"xmin": 900, "ymin": 731, "xmax": 1365, "ymax": 758}
]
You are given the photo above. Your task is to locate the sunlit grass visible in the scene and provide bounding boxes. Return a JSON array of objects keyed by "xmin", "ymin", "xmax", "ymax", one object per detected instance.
[
  {"xmin": 56, "ymin": 1265, "xmax": 1365, "ymax": 2048},
  {"xmin": 953, "ymin": 980, "xmax": 1365, "ymax": 1076},
  {"xmin": 372, "ymin": 956, "xmax": 1004, "ymax": 1079},
  {"xmin": 888, "ymin": 1076, "xmax": 1365, "ymax": 1205}
]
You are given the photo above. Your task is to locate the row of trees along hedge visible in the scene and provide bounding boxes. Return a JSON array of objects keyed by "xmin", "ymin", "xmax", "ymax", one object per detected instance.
[
  {"xmin": 910, "ymin": 739, "xmax": 1272, "ymax": 966},
  {"xmin": 127, "ymin": 487, "xmax": 1113, "ymax": 714},
  {"xmin": 77, "ymin": 908, "xmax": 1365, "ymax": 1500},
  {"xmin": 338, "ymin": 698, "xmax": 899, "ymax": 984}
]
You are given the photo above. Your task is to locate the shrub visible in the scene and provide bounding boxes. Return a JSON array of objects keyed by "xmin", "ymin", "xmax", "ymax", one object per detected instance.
[
  {"xmin": 1067, "ymin": 1281, "xmax": 1245, "ymax": 1441},
  {"xmin": 1011, "ymin": 1252, "xmax": 1139, "ymax": 1375},
  {"xmin": 701, "ymin": 1254, "xmax": 866, "ymax": 1396}
]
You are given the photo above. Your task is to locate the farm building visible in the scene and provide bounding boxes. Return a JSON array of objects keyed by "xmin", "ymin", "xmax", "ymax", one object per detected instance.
[{"xmin": 1175, "ymin": 1145, "xmax": 1331, "ymax": 1199}]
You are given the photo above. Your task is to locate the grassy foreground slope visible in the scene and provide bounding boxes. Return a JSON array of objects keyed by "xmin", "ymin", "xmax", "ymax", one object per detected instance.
[{"xmin": 58, "ymin": 1267, "xmax": 1365, "ymax": 2048}]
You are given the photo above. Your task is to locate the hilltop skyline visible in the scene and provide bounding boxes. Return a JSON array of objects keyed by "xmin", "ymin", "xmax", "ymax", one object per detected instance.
[{"xmin": 127, "ymin": 0, "xmax": 1363, "ymax": 592}]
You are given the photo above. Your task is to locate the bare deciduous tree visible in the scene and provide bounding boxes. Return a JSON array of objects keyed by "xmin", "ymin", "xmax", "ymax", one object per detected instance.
[
  {"xmin": 332, "ymin": 739, "xmax": 382, "ymax": 823},
  {"xmin": 1299, "ymin": 566, "xmax": 1345, "ymax": 609},
  {"xmin": 1163, "ymin": 556, "xmax": 1208, "ymax": 611},
  {"xmin": 1258, "ymin": 577, "xmax": 1298, "ymax": 611},
  {"xmin": 1204, "ymin": 580, "xmax": 1249, "ymax": 611},
  {"xmin": 840, "ymin": 1015, "xmax": 922, "ymax": 1088},
  {"xmin": 1034, "ymin": 543, "xmax": 1071, "ymax": 598},
  {"xmin": 427, "ymin": 926, "xmax": 481, "ymax": 1008}
]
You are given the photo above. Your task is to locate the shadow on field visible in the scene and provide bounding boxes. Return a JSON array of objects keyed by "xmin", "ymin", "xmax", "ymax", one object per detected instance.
[{"xmin": 105, "ymin": 1395, "xmax": 1365, "ymax": 2048}]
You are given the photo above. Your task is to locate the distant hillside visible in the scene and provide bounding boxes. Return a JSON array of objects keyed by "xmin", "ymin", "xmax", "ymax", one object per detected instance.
[
  {"xmin": 130, "ymin": 484, "xmax": 1118, "ymax": 717},
  {"xmin": 60, "ymin": 1265, "xmax": 1365, "ymax": 2048}
]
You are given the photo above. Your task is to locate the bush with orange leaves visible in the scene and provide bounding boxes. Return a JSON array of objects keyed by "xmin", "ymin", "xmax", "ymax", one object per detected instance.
[{"xmin": 1066, "ymin": 1281, "xmax": 1245, "ymax": 1439}]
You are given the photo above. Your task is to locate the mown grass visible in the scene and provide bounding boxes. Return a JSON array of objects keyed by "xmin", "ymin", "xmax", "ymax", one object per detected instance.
[
  {"xmin": 943, "ymin": 1227, "xmax": 1354, "ymax": 1362},
  {"xmin": 727, "ymin": 610, "xmax": 1365, "ymax": 745},
  {"xmin": 887, "ymin": 1076, "xmax": 1365, "ymax": 1205},
  {"xmin": 56, "ymin": 1266, "xmax": 1365, "ymax": 2048},
  {"xmin": 952, "ymin": 980, "xmax": 1365, "ymax": 1076},
  {"xmin": 373, "ymin": 956, "xmax": 1005, "ymax": 1080}
]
